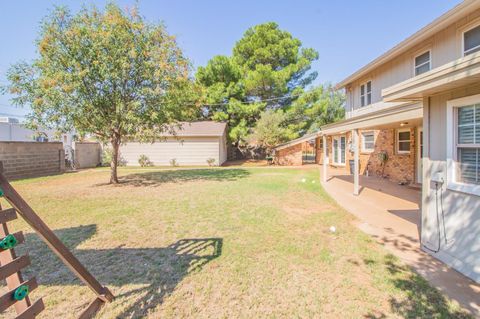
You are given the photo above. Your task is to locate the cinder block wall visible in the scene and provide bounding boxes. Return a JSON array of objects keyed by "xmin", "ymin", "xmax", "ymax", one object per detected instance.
[
  {"xmin": 74, "ymin": 142, "xmax": 101, "ymax": 168},
  {"xmin": 0, "ymin": 142, "xmax": 65, "ymax": 180}
]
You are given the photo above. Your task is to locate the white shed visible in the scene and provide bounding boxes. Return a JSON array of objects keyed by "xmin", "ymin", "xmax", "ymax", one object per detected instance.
[{"xmin": 120, "ymin": 121, "xmax": 228, "ymax": 166}]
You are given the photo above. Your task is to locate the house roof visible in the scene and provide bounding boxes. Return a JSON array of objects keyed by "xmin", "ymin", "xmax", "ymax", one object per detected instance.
[
  {"xmin": 320, "ymin": 102, "xmax": 422, "ymax": 135},
  {"xmin": 335, "ymin": 0, "xmax": 480, "ymax": 90},
  {"xmin": 164, "ymin": 121, "xmax": 227, "ymax": 137},
  {"xmin": 274, "ymin": 131, "xmax": 320, "ymax": 150}
]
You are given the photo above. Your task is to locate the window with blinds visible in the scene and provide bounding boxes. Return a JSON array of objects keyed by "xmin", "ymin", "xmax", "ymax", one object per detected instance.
[
  {"xmin": 361, "ymin": 131, "xmax": 374, "ymax": 152},
  {"xmin": 457, "ymin": 104, "xmax": 480, "ymax": 184}
]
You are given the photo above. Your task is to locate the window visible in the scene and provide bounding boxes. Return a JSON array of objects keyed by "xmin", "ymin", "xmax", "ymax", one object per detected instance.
[
  {"xmin": 446, "ymin": 94, "xmax": 480, "ymax": 195},
  {"xmin": 464, "ymin": 25, "xmax": 480, "ymax": 56},
  {"xmin": 456, "ymin": 105, "xmax": 480, "ymax": 184},
  {"xmin": 361, "ymin": 131, "xmax": 375, "ymax": 152},
  {"xmin": 360, "ymin": 81, "xmax": 372, "ymax": 107},
  {"xmin": 396, "ymin": 129, "xmax": 411, "ymax": 154},
  {"xmin": 332, "ymin": 136, "xmax": 346, "ymax": 165},
  {"xmin": 414, "ymin": 51, "xmax": 431, "ymax": 76}
]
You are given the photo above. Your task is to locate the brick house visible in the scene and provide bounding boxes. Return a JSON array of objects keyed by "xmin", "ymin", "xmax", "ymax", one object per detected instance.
[
  {"xmin": 276, "ymin": 0, "xmax": 480, "ymax": 283},
  {"xmin": 275, "ymin": 127, "xmax": 419, "ymax": 185},
  {"xmin": 321, "ymin": 0, "xmax": 480, "ymax": 284},
  {"xmin": 317, "ymin": 127, "xmax": 419, "ymax": 185}
]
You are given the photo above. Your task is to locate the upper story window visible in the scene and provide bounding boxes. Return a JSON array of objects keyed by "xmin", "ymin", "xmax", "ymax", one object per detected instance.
[
  {"xmin": 414, "ymin": 51, "xmax": 431, "ymax": 76},
  {"xmin": 464, "ymin": 24, "xmax": 480, "ymax": 56},
  {"xmin": 360, "ymin": 81, "xmax": 372, "ymax": 107}
]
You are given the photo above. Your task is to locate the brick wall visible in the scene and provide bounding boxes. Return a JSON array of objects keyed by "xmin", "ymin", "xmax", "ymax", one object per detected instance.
[
  {"xmin": 0, "ymin": 142, "xmax": 65, "ymax": 180},
  {"xmin": 347, "ymin": 129, "xmax": 416, "ymax": 184},
  {"xmin": 322, "ymin": 128, "xmax": 417, "ymax": 184},
  {"xmin": 74, "ymin": 142, "xmax": 101, "ymax": 168},
  {"xmin": 275, "ymin": 143, "xmax": 303, "ymax": 166}
]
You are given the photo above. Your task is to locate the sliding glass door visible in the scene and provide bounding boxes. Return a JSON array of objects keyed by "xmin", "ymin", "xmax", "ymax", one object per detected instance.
[{"xmin": 332, "ymin": 136, "xmax": 346, "ymax": 165}]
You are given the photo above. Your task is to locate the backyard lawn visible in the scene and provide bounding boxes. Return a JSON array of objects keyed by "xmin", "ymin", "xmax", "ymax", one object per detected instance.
[{"xmin": 1, "ymin": 167, "xmax": 470, "ymax": 318}]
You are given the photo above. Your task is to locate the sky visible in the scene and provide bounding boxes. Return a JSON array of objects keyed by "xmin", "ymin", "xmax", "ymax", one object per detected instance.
[{"xmin": 0, "ymin": 0, "xmax": 462, "ymax": 119}]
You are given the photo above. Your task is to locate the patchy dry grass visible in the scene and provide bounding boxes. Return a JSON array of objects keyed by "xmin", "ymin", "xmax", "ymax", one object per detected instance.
[{"xmin": 0, "ymin": 167, "xmax": 470, "ymax": 318}]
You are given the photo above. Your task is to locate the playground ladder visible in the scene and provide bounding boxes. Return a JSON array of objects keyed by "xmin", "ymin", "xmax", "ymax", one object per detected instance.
[{"xmin": 0, "ymin": 162, "xmax": 113, "ymax": 318}]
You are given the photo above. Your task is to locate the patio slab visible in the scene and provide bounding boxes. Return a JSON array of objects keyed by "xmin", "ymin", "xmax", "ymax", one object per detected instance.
[{"xmin": 320, "ymin": 166, "xmax": 480, "ymax": 316}]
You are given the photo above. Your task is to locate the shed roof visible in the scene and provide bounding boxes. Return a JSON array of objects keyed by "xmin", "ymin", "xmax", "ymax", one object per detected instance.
[
  {"xmin": 274, "ymin": 131, "xmax": 320, "ymax": 150},
  {"xmin": 164, "ymin": 121, "xmax": 227, "ymax": 137}
]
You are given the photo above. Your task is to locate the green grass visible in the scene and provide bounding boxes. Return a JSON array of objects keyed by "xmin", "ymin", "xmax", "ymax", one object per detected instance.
[{"xmin": 0, "ymin": 166, "xmax": 470, "ymax": 318}]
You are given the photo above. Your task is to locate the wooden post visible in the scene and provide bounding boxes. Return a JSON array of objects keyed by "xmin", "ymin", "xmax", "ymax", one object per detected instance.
[
  {"xmin": 0, "ymin": 162, "xmax": 113, "ymax": 304},
  {"xmin": 353, "ymin": 129, "xmax": 360, "ymax": 196},
  {"xmin": 322, "ymin": 135, "xmax": 328, "ymax": 182}
]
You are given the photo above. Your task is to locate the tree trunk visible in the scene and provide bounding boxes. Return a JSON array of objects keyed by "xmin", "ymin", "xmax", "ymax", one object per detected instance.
[{"xmin": 110, "ymin": 137, "xmax": 120, "ymax": 184}]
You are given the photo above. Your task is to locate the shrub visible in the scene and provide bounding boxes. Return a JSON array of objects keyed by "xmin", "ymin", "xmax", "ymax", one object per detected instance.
[
  {"xmin": 138, "ymin": 154, "xmax": 153, "ymax": 167},
  {"xmin": 101, "ymin": 148, "xmax": 113, "ymax": 167},
  {"xmin": 169, "ymin": 158, "xmax": 179, "ymax": 167},
  {"xmin": 206, "ymin": 158, "xmax": 216, "ymax": 166},
  {"xmin": 101, "ymin": 148, "xmax": 126, "ymax": 167},
  {"xmin": 377, "ymin": 151, "xmax": 389, "ymax": 177}
]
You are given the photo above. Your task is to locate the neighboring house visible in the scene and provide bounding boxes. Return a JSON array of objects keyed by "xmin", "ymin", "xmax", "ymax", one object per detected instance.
[
  {"xmin": 0, "ymin": 117, "xmax": 75, "ymax": 157},
  {"xmin": 120, "ymin": 121, "xmax": 227, "ymax": 166},
  {"xmin": 318, "ymin": 0, "xmax": 480, "ymax": 283}
]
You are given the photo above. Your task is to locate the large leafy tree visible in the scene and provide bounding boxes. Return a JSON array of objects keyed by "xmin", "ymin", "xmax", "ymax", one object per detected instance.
[
  {"xmin": 249, "ymin": 84, "xmax": 345, "ymax": 154},
  {"xmin": 286, "ymin": 84, "xmax": 345, "ymax": 135},
  {"xmin": 196, "ymin": 22, "xmax": 318, "ymax": 149},
  {"xmin": 3, "ymin": 4, "xmax": 198, "ymax": 183},
  {"xmin": 234, "ymin": 22, "xmax": 318, "ymax": 102},
  {"xmin": 248, "ymin": 109, "xmax": 292, "ymax": 155}
]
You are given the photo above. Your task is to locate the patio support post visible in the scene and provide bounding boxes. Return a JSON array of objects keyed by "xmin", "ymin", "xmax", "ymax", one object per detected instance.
[
  {"xmin": 353, "ymin": 129, "xmax": 360, "ymax": 196},
  {"xmin": 322, "ymin": 134, "xmax": 328, "ymax": 182}
]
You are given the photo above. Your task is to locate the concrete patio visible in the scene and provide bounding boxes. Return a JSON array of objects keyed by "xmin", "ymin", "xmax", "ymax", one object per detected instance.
[{"xmin": 320, "ymin": 166, "xmax": 480, "ymax": 316}]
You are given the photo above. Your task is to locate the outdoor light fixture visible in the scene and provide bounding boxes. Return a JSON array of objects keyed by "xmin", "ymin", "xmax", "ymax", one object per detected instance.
[{"xmin": 400, "ymin": 122, "xmax": 409, "ymax": 127}]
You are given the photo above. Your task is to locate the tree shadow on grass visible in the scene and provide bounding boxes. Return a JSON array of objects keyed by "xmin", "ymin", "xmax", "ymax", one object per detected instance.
[
  {"xmin": 363, "ymin": 254, "xmax": 471, "ymax": 319},
  {"xmin": 18, "ymin": 225, "xmax": 222, "ymax": 318},
  {"xmin": 95, "ymin": 168, "xmax": 251, "ymax": 187}
]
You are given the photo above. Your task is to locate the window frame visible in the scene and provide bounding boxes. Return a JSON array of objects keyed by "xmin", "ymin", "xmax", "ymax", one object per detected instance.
[
  {"xmin": 447, "ymin": 94, "xmax": 480, "ymax": 196},
  {"xmin": 396, "ymin": 128, "xmax": 411, "ymax": 154},
  {"xmin": 361, "ymin": 131, "xmax": 375, "ymax": 153},
  {"xmin": 413, "ymin": 50, "xmax": 431, "ymax": 76},
  {"xmin": 360, "ymin": 80, "xmax": 372, "ymax": 107},
  {"xmin": 462, "ymin": 23, "xmax": 480, "ymax": 57}
]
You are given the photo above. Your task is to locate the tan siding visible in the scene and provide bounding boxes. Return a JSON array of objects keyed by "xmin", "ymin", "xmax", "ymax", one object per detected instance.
[
  {"xmin": 347, "ymin": 8, "xmax": 480, "ymax": 117},
  {"xmin": 423, "ymin": 84, "xmax": 480, "ymax": 282},
  {"xmin": 120, "ymin": 137, "xmax": 220, "ymax": 166},
  {"xmin": 219, "ymin": 135, "xmax": 227, "ymax": 165}
]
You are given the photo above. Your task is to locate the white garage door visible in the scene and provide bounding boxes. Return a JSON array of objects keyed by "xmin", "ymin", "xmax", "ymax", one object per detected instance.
[{"xmin": 120, "ymin": 137, "xmax": 220, "ymax": 166}]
